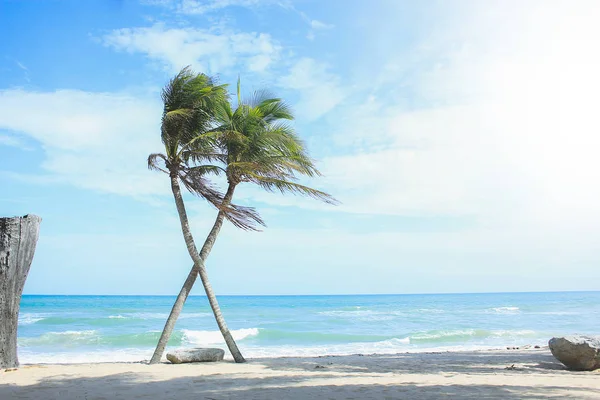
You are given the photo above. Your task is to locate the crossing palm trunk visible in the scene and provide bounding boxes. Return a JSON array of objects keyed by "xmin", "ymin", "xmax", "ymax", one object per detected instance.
[
  {"xmin": 0, "ymin": 215, "xmax": 41, "ymax": 369},
  {"xmin": 150, "ymin": 177, "xmax": 244, "ymax": 363}
]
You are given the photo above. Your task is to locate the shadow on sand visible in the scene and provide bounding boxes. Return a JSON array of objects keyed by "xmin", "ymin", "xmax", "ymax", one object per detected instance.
[{"xmin": 2, "ymin": 350, "xmax": 599, "ymax": 399}]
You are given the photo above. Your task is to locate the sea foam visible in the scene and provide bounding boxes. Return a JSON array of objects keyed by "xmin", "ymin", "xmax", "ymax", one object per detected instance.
[
  {"xmin": 488, "ymin": 307, "xmax": 520, "ymax": 314},
  {"xmin": 19, "ymin": 313, "xmax": 47, "ymax": 325},
  {"xmin": 182, "ymin": 328, "xmax": 259, "ymax": 345}
]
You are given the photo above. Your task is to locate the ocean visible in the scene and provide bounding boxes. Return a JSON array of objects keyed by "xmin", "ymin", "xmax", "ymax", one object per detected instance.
[{"xmin": 17, "ymin": 292, "xmax": 600, "ymax": 363}]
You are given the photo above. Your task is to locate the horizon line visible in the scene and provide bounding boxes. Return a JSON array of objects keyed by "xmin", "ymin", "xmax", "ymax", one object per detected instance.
[{"xmin": 21, "ymin": 289, "xmax": 600, "ymax": 297}]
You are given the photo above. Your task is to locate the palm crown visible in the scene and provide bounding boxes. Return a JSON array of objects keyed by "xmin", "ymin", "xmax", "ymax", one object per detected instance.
[
  {"xmin": 148, "ymin": 67, "xmax": 336, "ymax": 364},
  {"xmin": 148, "ymin": 67, "xmax": 224, "ymax": 197},
  {"xmin": 208, "ymin": 79, "xmax": 337, "ymax": 229},
  {"xmin": 147, "ymin": 67, "xmax": 261, "ymax": 228}
]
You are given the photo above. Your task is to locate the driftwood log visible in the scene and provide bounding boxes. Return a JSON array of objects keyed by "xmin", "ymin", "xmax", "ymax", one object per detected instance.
[{"xmin": 0, "ymin": 215, "xmax": 41, "ymax": 369}]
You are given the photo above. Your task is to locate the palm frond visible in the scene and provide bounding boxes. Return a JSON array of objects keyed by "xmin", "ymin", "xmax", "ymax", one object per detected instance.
[
  {"xmin": 246, "ymin": 89, "xmax": 274, "ymax": 108},
  {"xmin": 250, "ymin": 123, "xmax": 303, "ymax": 154},
  {"xmin": 207, "ymin": 81, "xmax": 338, "ymax": 211},
  {"xmin": 223, "ymin": 203, "xmax": 265, "ymax": 231},
  {"xmin": 148, "ymin": 153, "xmax": 169, "ymax": 173},
  {"xmin": 178, "ymin": 168, "xmax": 224, "ymax": 204},
  {"xmin": 213, "ymin": 97, "xmax": 234, "ymax": 125},
  {"xmin": 236, "ymin": 75, "xmax": 242, "ymax": 108},
  {"xmin": 188, "ymin": 165, "xmax": 226, "ymax": 176},
  {"xmin": 181, "ymin": 150, "xmax": 227, "ymax": 165},
  {"xmin": 244, "ymin": 155, "xmax": 321, "ymax": 178},
  {"xmin": 153, "ymin": 70, "xmax": 337, "ymax": 235},
  {"xmin": 202, "ymin": 129, "xmax": 249, "ymax": 148},
  {"xmin": 164, "ymin": 108, "xmax": 194, "ymax": 120},
  {"xmin": 178, "ymin": 165, "xmax": 264, "ymax": 230},
  {"xmin": 160, "ymin": 66, "xmax": 227, "ymax": 150},
  {"xmin": 151, "ymin": 67, "xmax": 233, "ymax": 208},
  {"xmin": 257, "ymin": 97, "xmax": 293, "ymax": 122},
  {"xmin": 245, "ymin": 172, "xmax": 338, "ymax": 205}
]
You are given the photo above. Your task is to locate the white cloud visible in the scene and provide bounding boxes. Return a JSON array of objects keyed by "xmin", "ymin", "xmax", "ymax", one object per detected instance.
[
  {"xmin": 7, "ymin": 1, "xmax": 600, "ymax": 235},
  {"xmin": 102, "ymin": 23, "xmax": 280, "ymax": 74},
  {"xmin": 140, "ymin": 0, "xmax": 173, "ymax": 5},
  {"xmin": 278, "ymin": 58, "xmax": 346, "ymax": 121},
  {"xmin": 8, "ymin": 1, "xmax": 600, "ymax": 294},
  {"xmin": 0, "ymin": 133, "xmax": 29, "ymax": 149},
  {"xmin": 0, "ymin": 89, "xmax": 170, "ymax": 197},
  {"xmin": 143, "ymin": 0, "xmax": 334, "ymax": 44},
  {"xmin": 317, "ymin": 106, "xmax": 525, "ymax": 222},
  {"xmin": 306, "ymin": 19, "xmax": 334, "ymax": 40},
  {"xmin": 241, "ymin": 0, "xmax": 600, "ymax": 240},
  {"xmin": 9, "ymin": 59, "xmax": 31, "ymax": 82},
  {"xmin": 178, "ymin": 0, "xmax": 263, "ymax": 14},
  {"xmin": 312, "ymin": 0, "xmax": 600, "ymax": 232},
  {"xmin": 310, "ymin": 20, "xmax": 334, "ymax": 30},
  {"xmin": 157, "ymin": 0, "xmax": 335, "ymax": 42},
  {"xmin": 15, "ymin": 61, "xmax": 28, "ymax": 71}
]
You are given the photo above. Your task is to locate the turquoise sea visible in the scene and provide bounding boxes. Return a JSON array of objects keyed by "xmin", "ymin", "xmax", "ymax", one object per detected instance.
[{"xmin": 17, "ymin": 292, "xmax": 600, "ymax": 363}]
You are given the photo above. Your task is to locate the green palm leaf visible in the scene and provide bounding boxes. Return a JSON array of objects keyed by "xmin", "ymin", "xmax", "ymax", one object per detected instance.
[{"xmin": 208, "ymin": 80, "xmax": 338, "ymax": 229}]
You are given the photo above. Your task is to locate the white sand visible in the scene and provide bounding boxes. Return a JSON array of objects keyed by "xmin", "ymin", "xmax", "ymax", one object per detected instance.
[{"xmin": 2, "ymin": 348, "xmax": 599, "ymax": 399}]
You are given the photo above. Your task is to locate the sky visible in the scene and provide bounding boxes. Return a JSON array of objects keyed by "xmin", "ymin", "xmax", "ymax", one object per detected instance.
[{"xmin": 1, "ymin": 0, "xmax": 600, "ymax": 295}]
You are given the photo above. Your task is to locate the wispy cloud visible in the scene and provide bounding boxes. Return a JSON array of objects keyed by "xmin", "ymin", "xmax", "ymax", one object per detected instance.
[
  {"xmin": 102, "ymin": 23, "xmax": 280, "ymax": 74},
  {"xmin": 278, "ymin": 2, "xmax": 334, "ymax": 40},
  {"xmin": 0, "ymin": 89, "xmax": 168, "ymax": 198},
  {"xmin": 145, "ymin": 0, "xmax": 334, "ymax": 40},
  {"xmin": 15, "ymin": 60, "xmax": 28, "ymax": 71},
  {"xmin": 178, "ymin": 0, "xmax": 263, "ymax": 14},
  {"xmin": 0, "ymin": 133, "xmax": 31, "ymax": 150},
  {"xmin": 306, "ymin": 19, "xmax": 334, "ymax": 41},
  {"xmin": 139, "ymin": 0, "xmax": 173, "ymax": 6},
  {"xmin": 278, "ymin": 58, "xmax": 346, "ymax": 121},
  {"xmin": 230, "ymin": 0, "xmax": 600, "ymax": 237},
  {"xmin": 310, "ymin": 20, "xmax": 334, "ymax": 30},
  {"xmin": 142, "ymin": 0, "xmax": 277, "ymax": 14},
  {"xmin": 12, "ymin": 59, "xmax": 31, "ymax": 82},
  {"xmin": 307, "ymin": 0, "xmax": 600, "ymax": 231}
]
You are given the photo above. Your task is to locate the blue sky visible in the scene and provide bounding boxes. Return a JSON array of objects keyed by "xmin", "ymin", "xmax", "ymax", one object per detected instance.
[{"xmin": 1, "ymin": 0, "xmax": 600, "ymax": 295}]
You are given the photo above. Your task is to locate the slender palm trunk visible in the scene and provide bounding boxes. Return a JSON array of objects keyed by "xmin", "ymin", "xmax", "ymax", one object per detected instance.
[
  {"xmin": 150, "ymin": 175, "xmax": 244, "ymax": 364},
  {"xmin": 194, "ymin": 183, "xmax": 246, "ymax": 363}
]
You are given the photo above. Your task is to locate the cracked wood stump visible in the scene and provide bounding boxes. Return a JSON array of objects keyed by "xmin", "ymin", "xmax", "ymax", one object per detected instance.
[{"xmin": 0, "ymin": 215, "xmax": 41, "ymax": 369}]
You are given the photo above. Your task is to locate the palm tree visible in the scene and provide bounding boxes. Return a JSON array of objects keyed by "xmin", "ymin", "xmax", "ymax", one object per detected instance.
[
  {"xmin": 149, "ymin": 73, "xmax": 336, "ymax": 364},
  {"xmin": 147, "ymin": 68, "xmax": 262, "ymax": 364},
  {"xmin": 197, "ymin": 81, "xmax": 336, "ymax": 360},
  {"xmin": 209, "ymin": 80, "xmax": 337, "ymax": 219}
]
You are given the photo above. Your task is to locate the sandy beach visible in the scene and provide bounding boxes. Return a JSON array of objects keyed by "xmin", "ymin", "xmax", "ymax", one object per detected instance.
[{"xmin": 2, "ymin": 348, "xmax": 599, "ymax": 399}]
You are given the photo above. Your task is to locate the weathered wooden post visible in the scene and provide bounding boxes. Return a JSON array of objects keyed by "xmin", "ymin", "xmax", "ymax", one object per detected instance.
[{"xmin": 0, "ymin": 215, "xmax": 41, "ymax": 369}]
